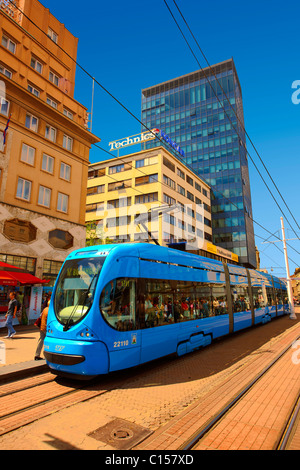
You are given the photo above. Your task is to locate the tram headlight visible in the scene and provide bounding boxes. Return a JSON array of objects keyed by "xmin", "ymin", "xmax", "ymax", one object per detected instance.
[{"xmin": 77, "ymin": 327, "xmax": 96, "ymax": 339}]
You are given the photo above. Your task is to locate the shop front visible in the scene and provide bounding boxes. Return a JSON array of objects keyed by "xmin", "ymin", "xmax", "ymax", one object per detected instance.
[{"xmin": 0, "ymin": 261, "xmax": 49, "ymax": 329}]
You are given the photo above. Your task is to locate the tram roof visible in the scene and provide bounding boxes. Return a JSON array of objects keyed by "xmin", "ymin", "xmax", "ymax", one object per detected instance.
[{"xmin": 66, "ymin": 243, "xmax": 285, "ymax": 286}]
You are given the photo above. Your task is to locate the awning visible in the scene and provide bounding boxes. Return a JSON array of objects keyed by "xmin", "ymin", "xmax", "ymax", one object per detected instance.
[
  {"xmin": 0, "ymin": 270, "xmax": 48, "ymax": 285},
  {"xmin": 0, "ymin": 261, "xmax": 23, "ymax": 272},
  {"xmin": 0, "ymin": 272, "xmax": 18, "ymax": 286}
]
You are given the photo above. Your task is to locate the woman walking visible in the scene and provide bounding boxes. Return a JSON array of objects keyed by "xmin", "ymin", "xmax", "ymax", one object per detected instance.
[
  {"xmin": 34, "ymin": 301, "xmax": 49, "ymax": 360},
  {"xmin": 4, "ymin": 292, "xmax": 17, "ymax": 338}
]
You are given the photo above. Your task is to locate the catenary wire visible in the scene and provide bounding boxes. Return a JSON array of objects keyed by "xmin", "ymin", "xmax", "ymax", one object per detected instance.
[
  {"xmin": 163, "ymin": 0, "xmax": 300, "ymax": 248},
  {"xmin": 94, "ymin": 144, "xmax": 299, "ymax": 266},
  {"xmin": 4, "ymin": 89, "xmax": 215, "ymax": 231},
  {"xmin": 171, "ymin": 0, "xmax": 300, "ymax": 234},
  {"xmin": 6, "ymin": 83, "xmax": 287, "ymax": 262},
  {"xmin": 3, "ymin": 1, "xmax": 299, "ymax": 265}
]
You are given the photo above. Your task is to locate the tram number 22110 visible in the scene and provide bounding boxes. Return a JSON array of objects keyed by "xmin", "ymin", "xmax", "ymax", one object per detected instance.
[{"xmin": 113, "ymin": 340, "xmax": 129, "ymax": 348}]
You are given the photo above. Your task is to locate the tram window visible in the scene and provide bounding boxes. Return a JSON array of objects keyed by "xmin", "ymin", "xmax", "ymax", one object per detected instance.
[
  {"xmin": 231, "ymin": 285, "xmax": 250, "ymax": 312},
  {"xmin": 252, "ymin": 286, "xmax": 266, "ymax": 308},
  {"xmin": 266, "ymin": 287, "xmax": 275, "ymax": 306},
  {"xmin": 100, "ymin": 278, "xmax": 136, "ymax": 331},
  {"xmin": 54, "ymin": 257, "xmax": 105, "ymax": 326},
  {"xmin": 175, "ymin": 280, "xmax": 197, "ymax": 322},
  {"xmin": 274, "ymin": 288, "xmax": 282, "ymax": 305},
  {"xmin": 281, "ymin": 289, "xmax": 288, "ymax": 304},
  {"xmin": 211, "ymin": 285, "xmax": 228, "ymax": 315},
  {"xmin": 138, "ymin": 279, "xmax": 228, "ymax": 329},
  {"xmin": 195, "ymin": 284, "xmax": 212, "ymax": 318},
  {"xmin": 142, "ymin": 279, "xmax": 175, "ymax": 327}
]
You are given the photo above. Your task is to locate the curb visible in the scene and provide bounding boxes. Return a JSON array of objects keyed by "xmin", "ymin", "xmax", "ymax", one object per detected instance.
[{"xmin": 0, "ymin": 360, "xmax": 49, "ymax": 383}]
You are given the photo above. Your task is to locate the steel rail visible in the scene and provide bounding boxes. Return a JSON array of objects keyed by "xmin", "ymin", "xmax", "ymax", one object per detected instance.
[
  {"xmin": 181, "ymin": 334, "xmax": 300, "ymax": 450},
  {"xmin": 276, "ymin": 395, "xmax": 300, "ymax": 450}
]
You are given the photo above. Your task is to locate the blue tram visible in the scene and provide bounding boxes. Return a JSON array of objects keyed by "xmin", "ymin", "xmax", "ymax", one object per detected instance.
[{"xmin": 44, "ymin": 243, "xmax": 289, "ymax": 378}]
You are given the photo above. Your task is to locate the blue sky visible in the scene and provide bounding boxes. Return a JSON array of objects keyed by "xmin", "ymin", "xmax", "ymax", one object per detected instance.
[{"xmin": 43, "ymin": 0, "xmax": 300, "ymax": 274}]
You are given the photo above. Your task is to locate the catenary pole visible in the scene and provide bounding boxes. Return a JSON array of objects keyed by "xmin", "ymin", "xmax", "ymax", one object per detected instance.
[{"xmin": 280, "ymin": 217, "xmax": 297, "ymax": 319}]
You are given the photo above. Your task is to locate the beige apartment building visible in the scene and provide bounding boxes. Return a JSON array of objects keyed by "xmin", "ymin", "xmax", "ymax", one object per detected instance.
[
  {"xmin": 86, "ymin": 146, "xmax": 239, "ymax": 264},
  {"xmin": 0, "ymin": 0, "xmax": 100, "ymax": 284}
]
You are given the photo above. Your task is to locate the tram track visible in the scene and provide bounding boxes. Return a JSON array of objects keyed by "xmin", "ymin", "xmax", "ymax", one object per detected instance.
[
  {"xmin": 1, "ymin": 317, "xmax": 299, "ymax": 449},
  {"xmin": 179, "ymin": 334, "xmax": 300, "ymax": 451},
  {"xmin": 276, "ymin": 394, "xmax": 300, "ymax": 450},
  {"xmin": 0, "ymin": 370, "xmax": 136, "ymax": 437},
  {"xmin": 0, "ymin": 372, "xmax": 55, "ymax": 399},
  {"xmin": 0, "ymin": 355, "xmax": 175, "ymax": 439}
]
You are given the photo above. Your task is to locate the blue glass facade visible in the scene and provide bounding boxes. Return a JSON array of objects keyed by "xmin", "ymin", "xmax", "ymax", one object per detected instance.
[{"xmin": 141, "ymin": 59, "xmax": 256, "ymax": 268}]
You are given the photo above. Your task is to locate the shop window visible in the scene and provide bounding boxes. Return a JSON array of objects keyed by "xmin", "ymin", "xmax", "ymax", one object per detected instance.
[
  {"xmin": 0, "ymin": 253, "xmax": 36, "ymax": 273},
  {"xmin": 3, "ymin": 218, "xmax": 37, "ymax": 243},
  {"xmin": 43, "ymin": 259, "xmax": 63, "ymax": 275},
  {"xmin": 48, "ymin": 229, "xmax": 73, "ymax": 250},
  {"xmin": 43, "ymin": 259, "xmax": 63, "ymax": 286}
]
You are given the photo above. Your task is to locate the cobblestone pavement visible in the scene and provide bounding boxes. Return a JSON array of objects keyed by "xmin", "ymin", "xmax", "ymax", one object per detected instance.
[{"xmin": 0, "ymin": 314, "xmax": 299, "ymax": 450}]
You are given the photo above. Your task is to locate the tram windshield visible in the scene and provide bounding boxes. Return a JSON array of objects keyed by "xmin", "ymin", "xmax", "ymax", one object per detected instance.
[{"xmin": 54, "ymin": 257, "xmax": 105, "ymax": 327}]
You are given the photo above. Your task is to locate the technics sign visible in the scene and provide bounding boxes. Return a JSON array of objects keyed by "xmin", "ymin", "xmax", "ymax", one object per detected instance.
[
  {"xmin": 109, "ymin": 129, "xmax": 159, "ymax": 151},
  {"xmin": 109, "ymin": 129, "xmax": 185, "ymax": 157}
]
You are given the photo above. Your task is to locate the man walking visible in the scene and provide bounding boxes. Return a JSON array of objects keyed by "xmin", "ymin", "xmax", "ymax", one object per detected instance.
[{"xmin": 4, "ymin": 291, "xmax": 17, "ymax": 338}]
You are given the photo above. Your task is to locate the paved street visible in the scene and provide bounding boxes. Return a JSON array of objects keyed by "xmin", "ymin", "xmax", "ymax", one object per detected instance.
[
  {"xmin": 0, "ymin": 311, "xmax": 299, "ymax": 450},
  {"xmin": 0, "ymin": 325, "xmax": 41, "ymax": 366}
]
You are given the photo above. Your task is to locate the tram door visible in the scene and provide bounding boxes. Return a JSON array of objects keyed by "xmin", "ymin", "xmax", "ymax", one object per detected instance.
[
  {"xmin": 100, "ymin": 278, "xmax": 141, "ymax": 372},
  {"xmin": 140, "ymin": 281, "xmax": 178, "ymax": 363}
]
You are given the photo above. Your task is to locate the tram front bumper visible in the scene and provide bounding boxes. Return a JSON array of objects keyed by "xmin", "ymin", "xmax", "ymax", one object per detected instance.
[
  {"xmin": 44, "ymin": 337, "xmax": 109, "ymax": 377},
  {"xmin": 44, "ymin": 351, "xmax": 85, "ymax": 366}
]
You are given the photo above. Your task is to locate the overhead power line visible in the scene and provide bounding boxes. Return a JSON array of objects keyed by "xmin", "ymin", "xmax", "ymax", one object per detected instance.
[
  {"xmin": 4, "ymin": 1, "xmax": 299, "ymax": 266},
  {"xmin": 172, "ymin": 0, "xmax": 300, "ymax": 234},
  {"xmin": 163, "ymin": 0, "xmax": 300, "ymax": 248}
]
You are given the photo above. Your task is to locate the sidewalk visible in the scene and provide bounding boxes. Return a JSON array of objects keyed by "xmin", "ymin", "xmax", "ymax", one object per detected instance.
[{"xmin": 0, "ymin": 325, "xmax": 48, "ymax": 381}]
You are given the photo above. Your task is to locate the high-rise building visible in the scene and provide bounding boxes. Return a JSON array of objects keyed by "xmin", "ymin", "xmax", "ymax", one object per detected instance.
[
  {"xmin": 86, "ymin": 146, "xmax": 239, "ymax": 265},
  {"xmin": 141, "ymin": 59, "xmax": 256, "ymax": 268},
  {"xmin": 0, "ymin": 0, "xmax": 100, "ymax": 285}
]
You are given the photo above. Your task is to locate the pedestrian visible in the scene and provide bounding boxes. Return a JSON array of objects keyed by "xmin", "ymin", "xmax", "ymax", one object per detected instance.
[
  {"xmin": 4, "ymin": 291, "xmax": 18, "ymax": 338},
  {"xmin": 41, "ymin": 292, "xmax": 51, "ymax": 310},
  {"xmin": 34, "ymin": 300, "xmax": 49, "ymax": 360}
]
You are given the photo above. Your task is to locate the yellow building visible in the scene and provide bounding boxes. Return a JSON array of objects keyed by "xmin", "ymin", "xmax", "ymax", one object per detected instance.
[
  {"xmin": 0, "ymin": 0, "xmax": 100, "ymax": 283},
  {"xmin": 86, "ymin": 146, "xmax": 238, "ymax": 264}
]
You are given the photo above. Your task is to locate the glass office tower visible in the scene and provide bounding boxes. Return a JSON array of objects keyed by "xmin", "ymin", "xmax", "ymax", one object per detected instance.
[{"xmin": 141, "ymin": 59, "xmax": 256, "ymax": 268}]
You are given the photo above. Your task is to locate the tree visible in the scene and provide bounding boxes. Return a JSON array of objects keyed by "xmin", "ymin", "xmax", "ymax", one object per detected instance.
[{"xmin": 86, "ymin": 221, "xmax": 114, "ymax": 246}]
